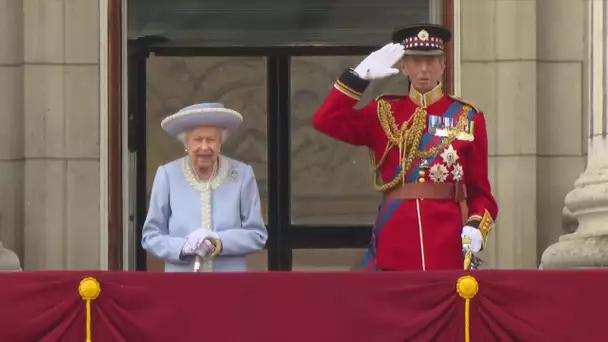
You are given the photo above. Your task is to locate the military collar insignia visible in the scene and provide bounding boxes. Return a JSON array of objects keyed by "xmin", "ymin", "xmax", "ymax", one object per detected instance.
[{"xmin": 409, "ymin": 82, "xmax": 444, "ymax": 107}]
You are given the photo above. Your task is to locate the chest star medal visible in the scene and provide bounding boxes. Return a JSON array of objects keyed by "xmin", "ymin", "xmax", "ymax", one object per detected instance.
[{"xmin": 229, "ymin": 168, "xmax": 239, "ymax": 181}]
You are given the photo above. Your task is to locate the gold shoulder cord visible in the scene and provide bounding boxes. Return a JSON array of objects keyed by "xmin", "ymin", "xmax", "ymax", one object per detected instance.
[{"xmin": 369, "ymin": 99, "xmax": 471, "ymax": 191}]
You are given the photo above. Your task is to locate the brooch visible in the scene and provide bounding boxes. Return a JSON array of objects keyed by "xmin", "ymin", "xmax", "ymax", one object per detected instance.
[{"xmin": 229, "ymin": 168, "xmax": 239, "ymax": 181}]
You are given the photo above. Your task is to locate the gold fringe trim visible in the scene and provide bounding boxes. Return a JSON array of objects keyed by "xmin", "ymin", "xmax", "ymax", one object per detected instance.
[{"xmin": 334, "ymin": 82, "xmax": 362, "ymax": 100}]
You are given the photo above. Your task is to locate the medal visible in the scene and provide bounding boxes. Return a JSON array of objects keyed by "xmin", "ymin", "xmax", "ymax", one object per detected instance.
[{"xmin": 428, "ymin": 115, "xmax": 447, "ymax": 137}]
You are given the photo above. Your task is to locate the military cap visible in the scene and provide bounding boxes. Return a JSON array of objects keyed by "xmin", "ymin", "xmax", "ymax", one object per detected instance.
[{"xmin": 391, "ymin": 23, "xmax": 452, "ymax": 56}]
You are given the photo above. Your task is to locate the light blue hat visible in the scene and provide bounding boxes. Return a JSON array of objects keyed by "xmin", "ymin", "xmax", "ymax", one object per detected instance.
[{"xmin": 161, "ymin": 103, "xmax": 243, "ymax": 137}]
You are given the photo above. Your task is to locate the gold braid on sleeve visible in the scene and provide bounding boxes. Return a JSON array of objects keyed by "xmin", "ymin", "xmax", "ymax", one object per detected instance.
[{"xmin": 369, "ymin": 99, "xmax": 471, "ymax": 192}]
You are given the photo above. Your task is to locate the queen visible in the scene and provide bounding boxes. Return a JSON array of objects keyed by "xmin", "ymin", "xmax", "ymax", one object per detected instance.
[{"xmin": 141, "ymin": 103, "xmax": 268, "ymax": 272}]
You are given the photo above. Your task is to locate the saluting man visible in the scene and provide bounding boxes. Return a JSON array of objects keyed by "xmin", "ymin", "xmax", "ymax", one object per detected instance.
[{"xmin": 312, "ymin": 24, "xmax": 498, "ymax": 271}]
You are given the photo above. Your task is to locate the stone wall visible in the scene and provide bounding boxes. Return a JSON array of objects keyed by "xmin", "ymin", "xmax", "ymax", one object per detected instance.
[
  {"xmin": 541, "ymin": 0, "xmax": 608, "ymax": 269},
  {"xmin": 0, "ymin": 0, "xmax": 25, "ymax": 261},
  {"xmin": 535, "ymin": 0, "xmax": 587, "ymax": 263},
  {"xmin": 461, "ymin": 0, "xmax": 539, "ymax": 268},
  {"xmin": 460, "ymin": 0, "xmax": 587, "ymax": 268},
  {"xmin": 0, "ymin": 0, "xmax": 102, "ymax": 270}
]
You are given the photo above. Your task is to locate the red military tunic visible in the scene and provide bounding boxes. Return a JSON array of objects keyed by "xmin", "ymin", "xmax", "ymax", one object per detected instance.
[{"xmin": 312, "ymin": 69, "xmax": 498, "ymax": 271}]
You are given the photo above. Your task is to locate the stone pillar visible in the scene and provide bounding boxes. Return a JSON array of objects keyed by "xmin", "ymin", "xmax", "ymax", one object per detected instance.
[
  {"xmin": 0, "ymin": 242, "xmax": 21, "ymax": 271},
  {"xmin": 0, "ymin": 0, "xmax": 24, "ymax": 260},
  {"xmin": 541, "ymin": 0, "xmax": 608, "ymax": 268},
  {"xmin": 460, "ymin": 0, "xmax": 538, "ymax": 268},
  {"xmin": 23, "ymin": 0, "xmax": 102, "ymax": 269}
]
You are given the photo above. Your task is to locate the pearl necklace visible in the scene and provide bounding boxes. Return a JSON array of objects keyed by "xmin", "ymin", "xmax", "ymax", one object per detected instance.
[{"xmin": 189, "ymin": 158, "xmax": 219, "ymax": 183}]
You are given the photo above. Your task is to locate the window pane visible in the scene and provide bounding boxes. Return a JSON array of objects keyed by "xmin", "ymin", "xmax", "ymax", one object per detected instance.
[
  {"xmin": 145, "ymin": 56, "xmax": 268, "ymax": 270},
  {"xmin": 128, "ymin": 0, "xmax": 429, "ymax": 47},
  {"xmin": 292, "ymin": 249, "xmax": 367, "ymax": 271},
  {"xmin": 290, "ymin": 56, "xmax": 409, "ymax": 225}
]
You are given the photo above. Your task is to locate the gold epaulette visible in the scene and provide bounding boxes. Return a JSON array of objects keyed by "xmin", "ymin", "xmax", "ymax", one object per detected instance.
[
  {"xmin": 449, "ymin": 95, "xmax": 480, "ymax": 113},
  {"xmin": 375, "ymin": 93, "xmax": 406, "ymax": 102}
]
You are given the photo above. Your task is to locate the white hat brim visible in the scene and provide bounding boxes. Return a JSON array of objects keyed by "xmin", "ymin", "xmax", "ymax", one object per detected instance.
[{"xmin": 161, "ymin": 108, "xmax": 243, "ymax": 137}]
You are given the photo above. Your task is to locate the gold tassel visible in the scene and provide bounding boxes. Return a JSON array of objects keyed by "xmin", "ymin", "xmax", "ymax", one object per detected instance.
[
  {"xmin": 78, "ymin": 277, "xmax": 102, "ymax": 342},
  {"xmin": 457, "ymin": 276, "xmax": 479, "ymax": 342}
]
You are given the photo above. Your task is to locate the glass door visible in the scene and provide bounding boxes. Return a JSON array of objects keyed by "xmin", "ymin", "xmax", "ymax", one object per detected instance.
[{"xmin": 144, "ymin": 55, "xmax": 269, "ymax": 271}]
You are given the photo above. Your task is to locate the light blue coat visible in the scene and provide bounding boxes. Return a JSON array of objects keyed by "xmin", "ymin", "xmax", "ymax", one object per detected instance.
[{"xmin": 141, "ymin": 155, "xmax": 268, "ymax": 272}]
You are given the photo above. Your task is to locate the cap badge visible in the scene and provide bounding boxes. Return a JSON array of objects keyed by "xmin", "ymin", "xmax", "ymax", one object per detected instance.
[{"xmin": 417, "ymin": 30, "xmax": 429, "ymax": 41}]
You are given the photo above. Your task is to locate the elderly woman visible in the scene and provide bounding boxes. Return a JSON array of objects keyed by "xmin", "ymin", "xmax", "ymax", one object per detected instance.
[{"xmin": 141, "ymin": 102, "xmax": 268, "ymax": 272}]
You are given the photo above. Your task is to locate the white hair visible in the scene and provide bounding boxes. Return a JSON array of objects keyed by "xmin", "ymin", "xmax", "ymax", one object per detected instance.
[{"xmin": 177, "ymin": 128, "xmax": 229, "ymax": 147}]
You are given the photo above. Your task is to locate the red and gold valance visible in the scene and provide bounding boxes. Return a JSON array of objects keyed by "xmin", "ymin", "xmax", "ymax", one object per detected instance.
[{"xmin": 0, "ymin": 270, "xmax": 605, "ymax": 341}]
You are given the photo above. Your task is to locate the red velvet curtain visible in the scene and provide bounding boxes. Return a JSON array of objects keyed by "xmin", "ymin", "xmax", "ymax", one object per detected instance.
[{"xmin": 0, "ymin": 270, "xmax": 606, "ymax": 342}]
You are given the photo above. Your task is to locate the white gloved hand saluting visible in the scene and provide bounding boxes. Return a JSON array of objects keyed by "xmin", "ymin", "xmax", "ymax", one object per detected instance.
[
  {"xmin": 353, "ymin": 43, "xmax": 405, "ymax": 81},
  {"xmin": 461, "ymin": 226, "xmax": 483, "ymax": 254}
]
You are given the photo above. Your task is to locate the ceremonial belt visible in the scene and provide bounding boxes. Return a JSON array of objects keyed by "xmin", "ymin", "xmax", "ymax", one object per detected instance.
[
  {"xmin": 383, "ymin": 183, "xmax": 469, "ymax": 225},
  {"xmin": 383, "ymin": 183, "xmax": 467, "ymax": 202}
]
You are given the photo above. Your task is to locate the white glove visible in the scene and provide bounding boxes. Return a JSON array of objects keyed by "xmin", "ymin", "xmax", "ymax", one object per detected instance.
[
  {"xmin": 194, "ymin": 240, "xmax": 216, "ymax": 259},
  {"xmin": 353, "ymin": 43, "xmax": 405, "ymax": 80},
  {"xmin": 208, "ymin": 231, "xmax": 220, "ymax": 241},
  {"xmin": 461, "ymin": 226, "xmax": 483, "ymax": 253},
  {"xmin": 181, "ymin": 229, "xmax": 211, "ymax": 255}
]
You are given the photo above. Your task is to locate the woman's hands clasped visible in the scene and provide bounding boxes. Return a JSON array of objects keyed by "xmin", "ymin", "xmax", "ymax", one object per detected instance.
[{"xmin": 182, "ymin": 229, "xmax": 219, "ymax": 260}]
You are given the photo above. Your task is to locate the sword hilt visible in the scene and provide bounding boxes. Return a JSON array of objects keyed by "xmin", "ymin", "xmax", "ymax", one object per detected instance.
[
  {"xmin": 462, "ymin": 236, "xmax": 472, "ymax": 270},
  {"xmin": 462, "ymin": 236, "xmax": 484, "ymax": 270}
]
